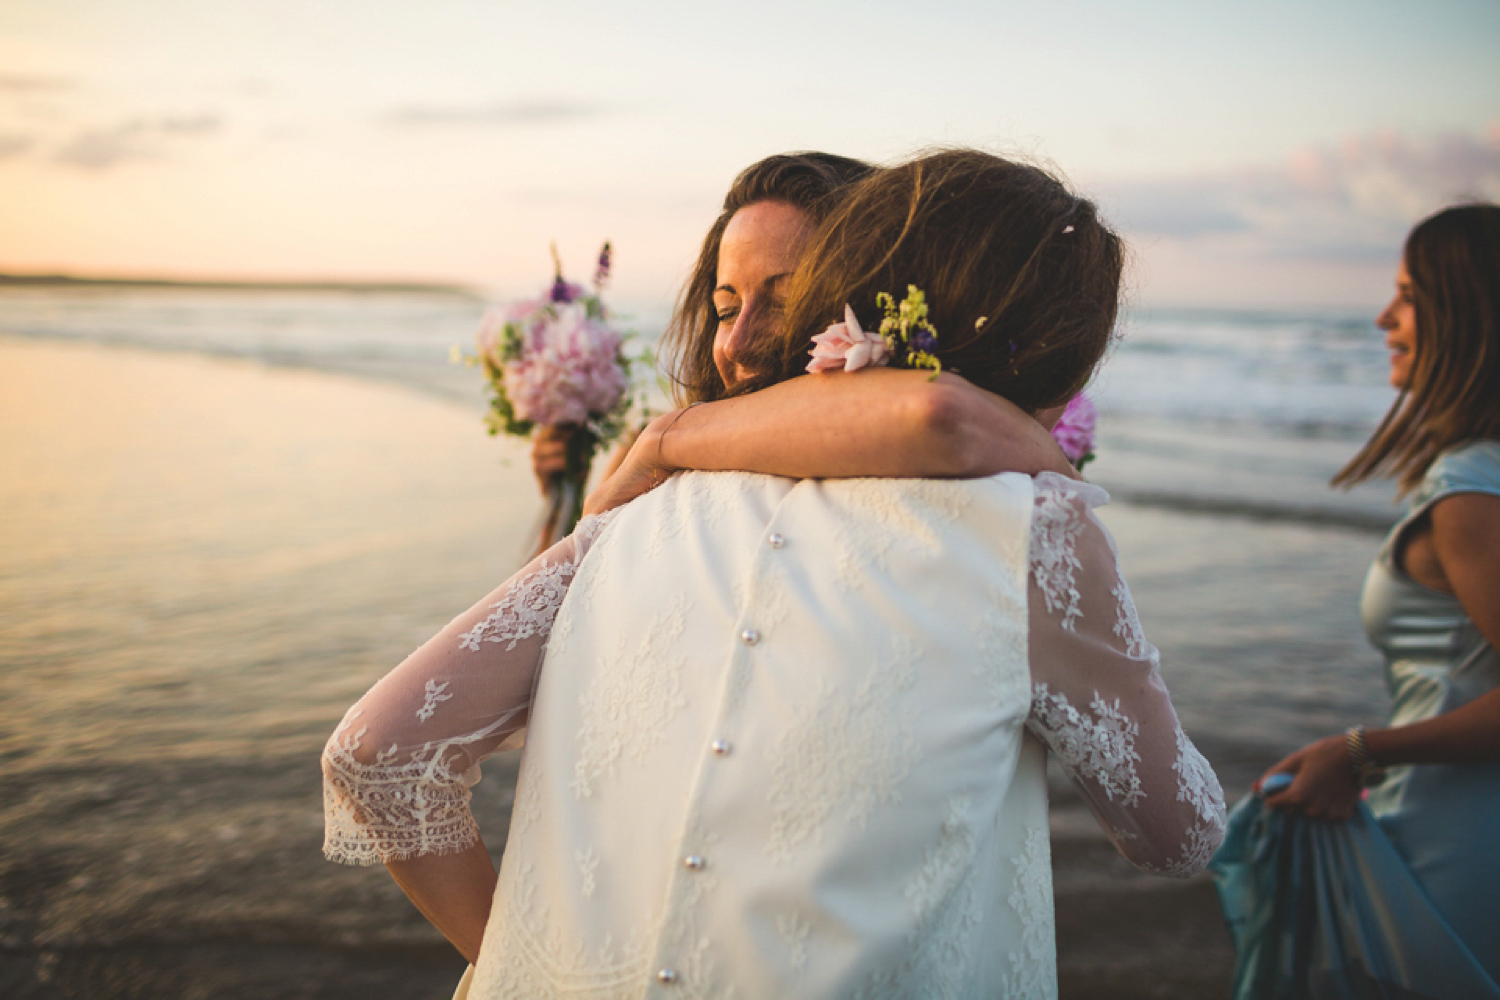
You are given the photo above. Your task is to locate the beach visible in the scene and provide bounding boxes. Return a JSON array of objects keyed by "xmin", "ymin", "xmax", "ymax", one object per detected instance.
[{"xmin": 0, "ymin": 288, "xmax": 1403, "ymax": 998}]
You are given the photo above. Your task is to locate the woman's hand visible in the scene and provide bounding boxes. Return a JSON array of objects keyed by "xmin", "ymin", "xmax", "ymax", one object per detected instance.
[
  {"xmin": 582, "ymin": 415, "xmax": 673, "ymax": 519},
  {"xmin": 531, "ymin": 425, "xmax": 573, "ymax": 494},
  {"xmin": 1259, "ymin": 734, "xmax": 1361, "ymax": 821}
]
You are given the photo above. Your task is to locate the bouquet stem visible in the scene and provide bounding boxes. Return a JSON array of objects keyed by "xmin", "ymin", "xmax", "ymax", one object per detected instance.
[{"xmin": 534, "ymin": 424, "xmax": 598, "ymax": 556}]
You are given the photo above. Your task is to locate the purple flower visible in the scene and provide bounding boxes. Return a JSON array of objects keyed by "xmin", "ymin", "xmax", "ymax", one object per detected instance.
[
  {"xmin": 1050, "ymin": 393, "xmax": 1097, "ymax": 468},
  {"xmin": 550, "ymin": 276, "xmax": 584, "ymax": 303},
  {"xmin": 594, "ymin": 241, "xmax": 612, "ymax": 289},
  {"xmin": 911, "ymin": 329, "xmax": 938, "ymax": 355}
]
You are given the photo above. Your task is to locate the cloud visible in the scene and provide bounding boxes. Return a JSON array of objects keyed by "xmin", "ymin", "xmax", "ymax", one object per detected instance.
[
  {"xmin": 1102, "ymin": 126, "xmax": 1500, "ymax": 260},
  {"xmin": 52, "ymin": 115, "xmax": 223, "ymax": 170},
  {"xmin": 159, "ymin": 114, "xmax": 223, "ymax": 135},
  {"xmin": 383, "ymin": 99, "xmax": 608, "ymax": 128},
  {"xmin": 0, "ymin": 74, "xmax": 72, "ymax": 92},
  {"xmin": 1104, "ymin": 179, "xmax": 1252, "ymax": 238},
  {"xmin": 0, "ymin": 133, "xmax": 35, "ymax": 160},
  {"xmin": 54, "ymin": 123, "xmax": 155, "ymax": 169}
]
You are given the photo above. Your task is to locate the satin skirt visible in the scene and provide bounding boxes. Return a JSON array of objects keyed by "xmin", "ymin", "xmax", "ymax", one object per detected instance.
[{"xmin": 1210, "ymin": 795, "xmax": 1499, "ymax": 1000}]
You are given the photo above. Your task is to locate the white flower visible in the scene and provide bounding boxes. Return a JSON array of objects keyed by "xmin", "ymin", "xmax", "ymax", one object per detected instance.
[{"xmin": 805, "ymin": 304, "xmax": 890, "ymax": 374}]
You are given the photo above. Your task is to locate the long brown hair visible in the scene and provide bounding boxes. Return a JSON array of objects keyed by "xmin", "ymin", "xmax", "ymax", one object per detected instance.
[
  {"xmin": 1334, "ymin": 203, "xmax": 1500, "ymax": 493},
  {"xmin": 659, "ymin": 152, "xmax": 874, "ymax": 404},
  {"xmin": 739, "ymin": 149, "xmax": 1123, "ymax": 412}
]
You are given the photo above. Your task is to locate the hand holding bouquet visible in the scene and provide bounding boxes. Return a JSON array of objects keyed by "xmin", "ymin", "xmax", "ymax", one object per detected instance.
[{"xmin": 472, "ymin": 243, "xmax": 642, "ymax": 551}]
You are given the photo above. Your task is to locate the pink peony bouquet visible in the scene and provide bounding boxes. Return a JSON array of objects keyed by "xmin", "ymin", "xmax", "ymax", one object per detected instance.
[
  {"xmin": 1050, "ymin": 392, "xmax": 1097, "ymax": 470},
  {"xmin": 470, "ymin": 242, "xmax": 642, "ymax": 548}
]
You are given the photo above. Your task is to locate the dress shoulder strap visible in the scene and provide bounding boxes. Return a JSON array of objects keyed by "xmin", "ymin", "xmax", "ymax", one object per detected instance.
[{"xmin": 1411, "ymin": 440, "xmax": 1500, "ymax": 514}]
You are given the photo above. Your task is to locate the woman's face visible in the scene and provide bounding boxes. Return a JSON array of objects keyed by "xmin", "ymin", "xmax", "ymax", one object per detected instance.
[
  {"xmin": 712, "ymin": 200, "xmax": 813, "ymax": 390},
  {"xmin": 1376, "ymin": 258, "xmax": 1417, "ymax": 390}
]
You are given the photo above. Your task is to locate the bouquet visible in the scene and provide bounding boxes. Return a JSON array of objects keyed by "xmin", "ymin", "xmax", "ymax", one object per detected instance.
[
  {"xmin": 1051, "ymin": 392, "xmax": 1097, "ymax": 470},
  {"xmin": 472, "ymin": 243, "xmax": 640, "ymax": 551}
]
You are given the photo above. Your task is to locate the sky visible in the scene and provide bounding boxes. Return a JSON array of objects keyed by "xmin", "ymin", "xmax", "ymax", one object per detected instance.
[{"xmin": 0, "ymin": 0, "xmax": 1497, "ymax": 310}]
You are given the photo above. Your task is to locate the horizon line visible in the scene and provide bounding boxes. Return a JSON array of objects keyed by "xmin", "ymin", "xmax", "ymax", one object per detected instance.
[{"xmin": 0, "ymin": 271, "xmax": 482, "ymax": 296}]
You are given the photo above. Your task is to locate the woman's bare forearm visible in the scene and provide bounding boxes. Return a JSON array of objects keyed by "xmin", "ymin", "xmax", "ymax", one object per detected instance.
[
  {"xmin": 656, "ymin": 370, "xmax": 1075, "ymax": 480},
  {"xmin": 385, "ymin": 842, "xmax": 498, "ymax": 964},
  {"xmin": 1365, "ymin": 688, "xmax": 1500, "ymax": 765}
]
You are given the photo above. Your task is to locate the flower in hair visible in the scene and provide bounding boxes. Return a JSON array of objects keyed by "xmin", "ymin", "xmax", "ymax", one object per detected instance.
[
  {"xmin": 1050, "ymin": 392, "xmax": 1097, "ymax": 469},
  {"xmin": 807, "ymin": 303, "xmax": 889, "ymax": 373},
  {"xmin": 805, "ymin": 286, "xmax": 943, "ymax": 377}
]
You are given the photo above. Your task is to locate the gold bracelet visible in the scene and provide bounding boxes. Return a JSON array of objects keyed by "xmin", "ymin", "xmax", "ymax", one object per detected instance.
[{"xmin": 1345, "ymin": 725, "xmax": 1387, "ymax": 788}]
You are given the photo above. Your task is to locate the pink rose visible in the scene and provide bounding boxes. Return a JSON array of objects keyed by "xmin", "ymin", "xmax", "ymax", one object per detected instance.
[{"xmin": 806, "ymin": 304, "xmax": 890, "ymax": 374}]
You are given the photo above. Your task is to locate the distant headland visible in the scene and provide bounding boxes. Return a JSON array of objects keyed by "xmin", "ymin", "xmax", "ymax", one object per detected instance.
[{"xmin": 0, "ymin": 272, "xmax": 480, "ymax": 296}]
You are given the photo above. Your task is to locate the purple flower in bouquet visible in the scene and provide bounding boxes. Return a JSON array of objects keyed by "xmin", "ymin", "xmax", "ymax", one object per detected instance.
[
  {"xmin": 549, "ymin": 276, "xmax": 586, "ymax": 303},
  {"xmin": 594, "ymin": 241, "xmax": 612, "ymax": 290},
  {"xmin": 1051, "ymin": 393, "xmax": 1097, "ymax": 469}
]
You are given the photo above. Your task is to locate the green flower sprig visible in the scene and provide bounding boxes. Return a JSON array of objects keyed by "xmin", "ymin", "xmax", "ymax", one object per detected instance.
[{"xmin": 876, "ymin": 285, "xmax": 942, "ymax": 377}]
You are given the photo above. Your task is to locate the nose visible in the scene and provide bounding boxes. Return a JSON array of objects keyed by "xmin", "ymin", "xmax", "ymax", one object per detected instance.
[
  {"xmin": 1375, "ymin": 296, "xmax": 1397, "ymax": 332},
  {"xmin": 723, "ymin": 296, "xmax": 772, "ymax": 367}
]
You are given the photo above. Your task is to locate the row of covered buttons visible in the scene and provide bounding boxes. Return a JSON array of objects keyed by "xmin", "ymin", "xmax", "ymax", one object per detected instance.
[
  {"xmin": 737, "ymin": 533, "xmax": 784, "ymax": 650},
  {"xmin": 655, "ymin": 851, "xmax": 707, "ymax": 983},
  {"xmin": 657, "ymin": 531, "xmax": 783, "ymax": 987}
]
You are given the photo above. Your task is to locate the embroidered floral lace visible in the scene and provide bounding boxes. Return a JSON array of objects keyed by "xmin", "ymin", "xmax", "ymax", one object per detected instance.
[
  {"xmin": 1026, "ymin": 472, "xmax": 1226, "ymax": 876},
  {"xmin": 321, "ymin": 510, "xmax": 618, "ymax": 865},
  {"xmin": 323, "ymin": 473, "xmax": 1224, "ymax": 876}
]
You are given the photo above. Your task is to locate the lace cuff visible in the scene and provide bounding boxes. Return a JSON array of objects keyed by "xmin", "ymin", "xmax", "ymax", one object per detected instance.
[{"xmin": 322, "ymin": 708, "xmax": 492, "ymax": 865}]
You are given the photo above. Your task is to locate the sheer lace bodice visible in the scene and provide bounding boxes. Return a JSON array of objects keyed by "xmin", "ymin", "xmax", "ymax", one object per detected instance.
[{"xmin": 323, "ymin": 473, "xmax": 1224, "ymax": 875}]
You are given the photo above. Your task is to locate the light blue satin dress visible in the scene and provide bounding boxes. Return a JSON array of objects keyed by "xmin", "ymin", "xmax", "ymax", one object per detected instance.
[{"xmin": 1211, "ymin": 440, "xmax": 1500, "ymax": 999}]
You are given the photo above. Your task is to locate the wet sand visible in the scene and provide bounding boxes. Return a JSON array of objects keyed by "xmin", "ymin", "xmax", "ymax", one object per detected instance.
[{"xmin": 0, "ymin": 337, "xmax": 1396, "ymax": 998}]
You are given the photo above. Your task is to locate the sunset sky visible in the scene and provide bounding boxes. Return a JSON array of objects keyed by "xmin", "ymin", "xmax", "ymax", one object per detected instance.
[{"xmin": 1, "ymin": 0, "xmax": 1497, "ymax": 309}]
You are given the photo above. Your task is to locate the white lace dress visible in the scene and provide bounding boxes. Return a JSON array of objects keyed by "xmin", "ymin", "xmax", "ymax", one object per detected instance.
[{"xmin": 323, "ymin": 471, "xmax": 1225, "ymax": 999}]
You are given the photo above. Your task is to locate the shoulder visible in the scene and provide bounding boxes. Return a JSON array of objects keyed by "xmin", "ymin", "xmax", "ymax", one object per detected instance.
[
  {"xmin": 1417, "ymin": 440, "xmax": 1500, "ymax": 508},
  {"xmin": 1031, "ymin": 471, "xmax": 1110, "ymax": 524}
]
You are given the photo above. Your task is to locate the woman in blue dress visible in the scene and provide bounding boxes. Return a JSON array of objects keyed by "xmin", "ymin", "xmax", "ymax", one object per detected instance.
[{"xmin": 1211, "ymin": 203, "xmax": 1500, "ymax": 998}]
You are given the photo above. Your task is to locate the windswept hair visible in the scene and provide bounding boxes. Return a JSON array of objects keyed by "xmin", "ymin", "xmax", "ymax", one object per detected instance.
[
  {"xmin": 660, "ymin": 152, "xmax": 874, "ymax": 404},
  {"xmin": 1335, "ymin": 203, "xmax": 1500, "ymax": 493},
  {"xmin": 741, "ymin": 148, "xmax": 1124, "ymax": 412}
]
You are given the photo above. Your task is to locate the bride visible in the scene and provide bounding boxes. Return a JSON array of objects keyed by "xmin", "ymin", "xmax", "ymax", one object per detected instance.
[{"xmin": 322, "ymin": 149, "xmax": 1226, "ymax": 998}]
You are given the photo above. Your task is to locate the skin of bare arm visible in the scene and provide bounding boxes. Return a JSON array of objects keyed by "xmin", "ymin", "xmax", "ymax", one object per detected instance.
[
  {"xmin": 582, "ymin": 369, "xmax": 1076, "ymax": 518},
  {"xmin": 1262, "ymin": 491, "xmax": 1500, "ymax": 820},
  {"xmin": 385, "ymin": 842, "xmax": 497, "ymax": 964}
]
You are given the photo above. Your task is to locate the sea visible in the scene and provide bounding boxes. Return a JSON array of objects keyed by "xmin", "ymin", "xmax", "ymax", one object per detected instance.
[{"xmin": 0, "ymin": 284, "xmax": 1407, "ymax": 997}]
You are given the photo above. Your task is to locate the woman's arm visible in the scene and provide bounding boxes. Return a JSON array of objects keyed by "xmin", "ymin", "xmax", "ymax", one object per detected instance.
[
  {"xmin": 584, "ymin": 369, "xmax": 1075, "ymax": 517},
  {"xmin": 1025, "ymin": 473, "xmax": 1227, "ymax": 876},
  {"xmin": 321, "ymin": 511, "xmax": 618, "ymax": 958},
  {"xmin": 386, "ymin": 843, "xmax": 497, "ymax": 965},
  {"xmin": 1262, "ymin": 492, "xmax": 1500, "ymax": 819}
]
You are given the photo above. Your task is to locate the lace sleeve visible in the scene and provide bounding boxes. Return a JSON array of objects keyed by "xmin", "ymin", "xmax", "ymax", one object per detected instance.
[
  {"xmin": 1025, "ymin": 472, "xmax": 1226, "ymax": 877},
  {"xmin": 320, "ymin": 509, "xmax": 619, "ymax": 866}
]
